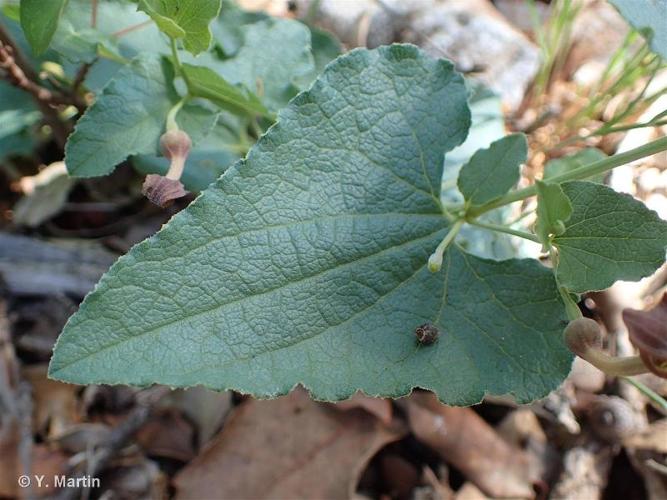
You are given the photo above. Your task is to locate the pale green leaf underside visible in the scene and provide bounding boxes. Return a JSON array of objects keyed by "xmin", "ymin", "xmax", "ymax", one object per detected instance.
[
  {"xmin": 65, "ymin": 55, "xmax": 217, "ymax": 177},
  {"xmin": 137, "ymin": 0, "xmax": 222, "ymax": 55},
  {"xmin": 50, "ymin": 46, "xmax": 571, "ymax": 404},
  {"xmin": 610, "ymin": 0, "xmax": 667, "ymax": 59},
  {"xmin": 212, "ymin": 18, "xmax": 315, "ymax": 110},
  {"xmin": 20, "ymin": 0, "xmax": 68, "ymax": 54},
  {"xmin": 555, "ymin": 181, "xmax": 667, "ymax": 293},
  {"xmin": 457, "ymin": 133, "xmax": 526, "ymax": 207}
]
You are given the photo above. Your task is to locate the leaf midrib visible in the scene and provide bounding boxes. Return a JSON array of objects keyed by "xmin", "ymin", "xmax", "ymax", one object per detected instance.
[{"xmin": 52, "ymin": 220, "xmax": 448, "ymax": 374}]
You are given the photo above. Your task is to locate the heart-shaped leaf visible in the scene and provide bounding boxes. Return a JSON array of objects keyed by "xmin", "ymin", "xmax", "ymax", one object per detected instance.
[
  {"xmin": 457, "ymin": 133, "xmax": 527, "ymax": 207},
  {"xmin": 554, "ymin": 181, "xmax": 667, "ymax": 293},
  {"xmin": 49, "ymin": 46, "xmax": 571, "ymax": 404}
]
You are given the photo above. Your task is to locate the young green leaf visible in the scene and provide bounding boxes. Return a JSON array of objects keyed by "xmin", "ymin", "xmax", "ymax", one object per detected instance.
[
  {"xmin": 65, "ymin": 55, "xmax": 217, "ymax": 177},
  {"xmin": 136, "ymin": 0, "xmax": 222, "ymax": 55},
  {"xmin": 49, "ymin": 46, "xmax": 572, "ymax": 405},
  {"xmin": 181, "ymin": 63, "xmax": 270, "ymax": 118},
  {"xmin": 19, "ymin": 0, "xmax": 68, "ymax": 54},
  {"xmin": 457, "ymin": 133, "xmax": 527, "ymax": 207},
  {"xmin": 553, "ymin": 181, "xmax": 667, "ymax": 293},
  {"xmin": 535, "ymin": 180, "xmax": 573, "ymax": 247}
]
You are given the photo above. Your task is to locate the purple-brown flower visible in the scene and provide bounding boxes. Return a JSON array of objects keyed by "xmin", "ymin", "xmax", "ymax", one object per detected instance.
[{"xmin": 623, "ymin": 294, "xmax": 667, "ymax": 379}]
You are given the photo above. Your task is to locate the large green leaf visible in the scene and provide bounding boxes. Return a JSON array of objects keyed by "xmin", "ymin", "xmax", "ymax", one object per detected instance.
[
  {"xmin": 20, "ymin": 0, "xmax": 68, "ymax": 54},
  {"xmin": 65, "ymin": 55, "xmax": 217, "ymax": 177},
  {"xmin": 554, "ymin": 181, "xmax": 667, "ymax": 293},
  {"xmin": 136, "ymin": 0, "xmax": 221, "ymax": 55},
  {"xmin": 610, "ymin": 0, "xmax": 667, "ymax": 59},
  {"xmin": 49, "ymin": 46, "xmax": 571, "ymax": 404},
  {"xmin": 457, "ymin": 133, "xmax": 526, "ymax": 207}
]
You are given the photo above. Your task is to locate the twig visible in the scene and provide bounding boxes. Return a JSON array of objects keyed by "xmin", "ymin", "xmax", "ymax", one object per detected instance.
[
  {"xmin": 0, "ymin": 24, "xmax": 72, "ymax": 146},
  {"xmin": 91, "ymin": 0, "xmax": 98, "ymax": 28},
  {"xmin": 55, "ymin": 386, "xmax": 171, "ymax": 500},
  {"xmin": 111, "ymin": 20, "xmax": 153, "ymax": 38},
  {"xmin": 72, "ymin": 61, "xmax": 93, "ymax": 97},
  {"xmin": 0, "ymin": 289, "xmax": 35, "ymax": 500}
]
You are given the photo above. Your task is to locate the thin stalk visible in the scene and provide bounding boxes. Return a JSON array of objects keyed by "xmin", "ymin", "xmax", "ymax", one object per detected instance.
[
  {"xmin": 165, "ymin": 98, "xmax": 186, "ymax": 132},
  {"xmin": 91, "ymin": 0, "xmax": 98, "ymax": 28},
  {"xmin": 170, "ymin": 38, "xmax": 192, "ymax": 89},
  {"xmin": 428, "ymin": 219, "xmax": 464, "ymax": 272},
  {"xmin": 624, "ymin": 377, "xmax": 667, "ymax": 413},
  {"xmin": 468, "ymin": 136, "xmax": 667, "ymax": 217},
  {"xmin": 111, "ymin": 20, "xmax": 153, "ymax": 38},
  {"xmin": 466, "ymin": 219, "xmax": 541, "ymax": 243}
]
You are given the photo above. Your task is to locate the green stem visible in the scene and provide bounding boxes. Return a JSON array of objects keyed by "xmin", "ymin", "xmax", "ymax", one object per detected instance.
[
  {"xmin": 468, "ymin": 136, "xmax": 667, "ymax": 217},
  {"xmin": 170, "ymin": 38, "xmax": 192, "ymax": 89},
  {"xmin": 558, "ymin": 285, "xmax": 582, "ymax": 320},
  {"xmin": 428, "ymin": 219, "xmax": 464, "ymax": 272},
  {"xmin": 166, "ymin": 97, "xmax": 186, "ymax": 132},
  {"xmin": 466, "ymin": 219, "xmax": 541, "ymax": 243},
  {"xmin": 623, "ymin": 377, "xmax": 667, "ymax": 413},
  {"xmin": 550, "ymin": 246, "xmax": 582, "ymax": 320}
]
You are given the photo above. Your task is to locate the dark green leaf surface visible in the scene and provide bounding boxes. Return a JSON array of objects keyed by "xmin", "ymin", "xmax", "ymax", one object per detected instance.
[
  {"xmin": 50, "ymin": 46, "xmax": 571, "ymax": 404},
  {"xmin": 457, "ymin": 133, "xmax": 526, "ymax": 207},
  {"xmin": 535, "ymin": 180, "xmax": 572, "ymax": 247},
  {"xmin": 554, "ymin": 181, "xmax": 667, "ymax": 293},
  {"xmin": 20, "ymin": 0, "xmax": 68, "ymax": 54},
  {"xmin": 137, "ymin": 0, "xmax": 222, "ymax": 55},
  {"xmin": 65, "ymin": 55, "xmax": 217, "ymax": 177}
]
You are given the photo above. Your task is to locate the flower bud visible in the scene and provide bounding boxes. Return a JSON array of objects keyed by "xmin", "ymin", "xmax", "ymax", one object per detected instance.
[
  {"xmin": 160, "ymin": 129, "xmax": 192, "ymax": 162},
  {"xmin": 563, "ymin": 317, "xmax": 602, "ymax": 356},
  {"xmin": 563, "ymin": 317, "xmax": 648, "ymax": 377}
]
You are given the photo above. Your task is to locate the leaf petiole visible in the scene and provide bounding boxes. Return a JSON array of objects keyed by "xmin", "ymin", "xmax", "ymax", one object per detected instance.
[
  {"xmin": 428, "ymin": 219, "xmax": 464, "ymax": 272},
  {"xmin": 467, "ymin": 136, "xmax": 667, "ymax": 217},
  {"xmin": 466, "ymin": 219, "xmax": 541, "ymax": 243},
  {"xmin": 170, "ymin": 38, "xmax": 192, "ymax": 89}
]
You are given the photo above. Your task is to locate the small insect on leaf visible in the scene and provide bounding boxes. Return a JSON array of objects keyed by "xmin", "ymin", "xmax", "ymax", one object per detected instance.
[{"xmin": 415, "ymin": 323, "xmax": 439, "ymax": 346}]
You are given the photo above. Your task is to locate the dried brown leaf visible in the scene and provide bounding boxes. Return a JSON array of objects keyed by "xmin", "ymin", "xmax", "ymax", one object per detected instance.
[
  {"xmin": 405, "ymin": 391, "xmax": 534, "ymax": 498},
  {"xmin": 174, "ymin": 388, "xmax": 404, "ymax": 499}
]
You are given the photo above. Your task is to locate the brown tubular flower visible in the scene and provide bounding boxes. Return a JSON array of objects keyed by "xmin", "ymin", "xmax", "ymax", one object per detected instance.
[
  {"xmin": 623, "ymin": 294, "xmax": 667, "ymax": 379},
  {"xmin": 563, "ymin": 318, "xmax": 649, "ymax": 377},
  {"xmin": 141, "ymin": 129, "xmax": 192, "ymax": 208}
]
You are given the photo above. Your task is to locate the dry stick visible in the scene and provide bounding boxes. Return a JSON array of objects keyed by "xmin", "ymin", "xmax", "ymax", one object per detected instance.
[
  {"xmin": 55, "ymin": 386, "xmax": 171, "ymax": 500},
  {"xmin": 0, "ymin": 23, "xmax": 72, "ymax": 147},
  {"xmin": 0, "ymin": 291, "xmax": 35, "ymax": 500},
  {"xmin": 91, "ymin": 0, "xmax": 98, "ymax": 28},
  {"xmin": 111, "ymin": 20, "xmax": 153, "ymax": 38}
]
